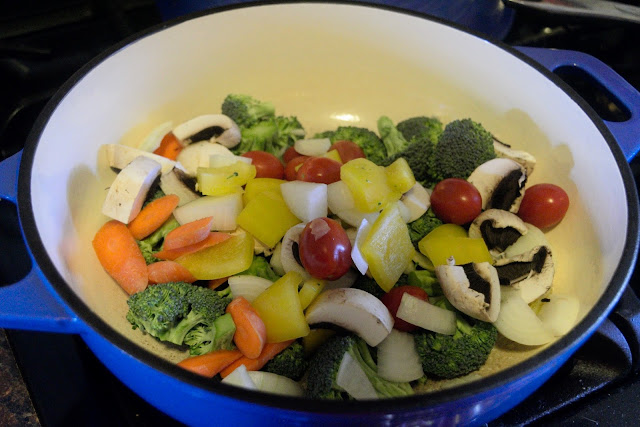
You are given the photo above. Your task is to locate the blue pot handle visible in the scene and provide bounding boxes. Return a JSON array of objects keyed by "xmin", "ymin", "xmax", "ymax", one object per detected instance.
[
  {"xmin": 516, "ymin": 46, "xmax": 640, "ymax": 162},
  {"xmin": 0, "ymin": 151, "xmax": 81, "ymax": 333}
]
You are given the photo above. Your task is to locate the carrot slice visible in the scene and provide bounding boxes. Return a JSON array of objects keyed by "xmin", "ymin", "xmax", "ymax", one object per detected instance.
[
  {"xmin": 207, "ymin": 276, "xmax": 229, "ymax": 290},
  {"xmin": 92, "ymin": 220, "xmax": 148, "ymax": 295},
  {"xmin": 163, "ymin": 216, "xmax": 215, "ymax": 251},
  {"xmin": 177, "ymin": 349, "xmax": 243, "ymax": 378},
  {"xmin": 220, "ymin": 340, "xmax": 294, "ymax": 378},
  {"xmin": 128, "ymin": 194, "xmax": 180, "ymax": 240},
  {"xmin": 153, "ymin": 132, "xmax": 184, "ymax": 160},
  {"xmin": 153, "ymin": 232, "xmax": 231, "ymax": 261},
  {"xmin": 226, "ymin": 296, "xmax": 267, "ymax": 360},
  {"xmin": 148, "ymin": 260, "xmax": 197, "ymax": 284}
]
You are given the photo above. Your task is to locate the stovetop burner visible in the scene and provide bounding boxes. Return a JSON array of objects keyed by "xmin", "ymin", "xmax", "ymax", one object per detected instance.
[{"xmin": 2, "ymin": 2, "xmax": 640, "ymax": 426}]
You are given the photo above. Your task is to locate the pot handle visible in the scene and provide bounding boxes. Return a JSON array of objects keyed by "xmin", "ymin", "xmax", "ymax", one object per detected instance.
[
  {"xmin": 610, "ymin": 286, "xmax": 640, "ymax": 373},
  {"xmin": 0, "ymin": 151, "xmax": 82, "ymax": 333},
  {"xmin": 516, "ymin": 46, "xmax": 640, "ymax": 162}
]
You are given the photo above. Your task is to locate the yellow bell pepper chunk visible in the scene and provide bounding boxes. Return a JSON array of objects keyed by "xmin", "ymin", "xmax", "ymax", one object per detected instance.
[
  {"xmin": 298, "ymin": 279, "xmax": 325, "ymax": 310},
  {"xmin": 237, "ymin": 189, "xmax": 301, "ymax": 248},
  {"xmin": 385, "ymin": 157, "xmax": 416, "ymax": 194},
  {"xmin": 422, "ymin": 223, "xmax": 468, "ymax": 243},
  {"xmin": 197, "ymin": 161, "xmax": 256, "ymax": 196},
  {"xmin": 419, "ymin": 235, "xmax": 492, "ymax": 267},
  {"xmin": 302, "ymin": 329, "xmax": 336, "ymax": 355},
  {"xmin": 323, "ymin": 148, "xmax": 343, "ymax": 164},
  {"xmin": 175, "ymin": 230, "xmax": 254, "ymax": 280},
  {"xmin": 360, "ymin": 203, "xmax": 415, "ymax": 292},
  {"xmin": 252, "ymin": 271, "xmax": 309, "ymax": 342},
  {"xmin": 243, "ymin": 178, "xmax": 286, "ymax": 206},
  {"xmin": 340, "ymin": 158, "xmax": 401, "ymax": 213}
]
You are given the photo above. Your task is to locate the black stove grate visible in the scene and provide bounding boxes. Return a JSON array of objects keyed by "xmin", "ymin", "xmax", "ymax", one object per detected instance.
[{"xmin": 2, "ymin": 3, "xmax": 640, "ymax": 426}]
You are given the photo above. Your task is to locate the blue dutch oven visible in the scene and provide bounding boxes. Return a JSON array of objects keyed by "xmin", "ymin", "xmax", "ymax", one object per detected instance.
[{"xmin": 1, "ymin": 2, "xmax": 640, "ymax": 425}]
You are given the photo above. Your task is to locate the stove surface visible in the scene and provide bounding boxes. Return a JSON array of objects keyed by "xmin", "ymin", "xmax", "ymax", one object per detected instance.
[{"xmin": 1, "ymin": 2, "xmax": 640, "ymax": 426}]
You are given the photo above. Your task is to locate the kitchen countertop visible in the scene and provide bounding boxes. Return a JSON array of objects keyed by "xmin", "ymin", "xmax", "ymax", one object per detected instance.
[{"xmin": 0, "ymin": 329, "xmax": 39, "ymax": 427}]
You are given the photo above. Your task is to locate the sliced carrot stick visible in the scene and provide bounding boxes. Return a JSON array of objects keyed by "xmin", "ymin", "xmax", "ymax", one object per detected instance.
[
  {"xmin": 153, "ymin": 132, "xmax": 184, "ymax": 160},
  {"xmin": 220, "ymin": 340, "xmax": 294, "ymax": 378},
  {"xmin": 128, "ymin": 194, "xmax": 180, "ymax": 240},
  {"xmin": 147, "ymin": 260, "xmax": 197, "ymax": 284},
  {"xmin": 226, "ymin": 296, "xmax": 267, "ymax": 360},
  {"xmin": 163, "ymin": 216, "xmax": 215, "ymax": 251},
  {"xmin": 92, "ymin": 220, "xmax": 148, "ymax": 295},
  {"xmin": 207, "ymin": 276, "xmax": 229, "ymax": 290},
  {"xmin": 153, "ymin": 231, "xmax": 231, "ymax": 261},
  {"xmin": 177, "ymin": 349, "xmax": 243, "ymax": 378}
]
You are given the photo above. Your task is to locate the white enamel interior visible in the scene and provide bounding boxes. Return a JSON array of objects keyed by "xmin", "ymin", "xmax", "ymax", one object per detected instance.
[{"xmin": 29, "ymin": 4, "xmax": 627, "ymax": 374}]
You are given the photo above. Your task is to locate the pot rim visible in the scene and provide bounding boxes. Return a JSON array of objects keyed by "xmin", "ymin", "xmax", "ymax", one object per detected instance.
[{"xmin": 16, "ymin": 0, "xmax": 640, "ymax": 415}]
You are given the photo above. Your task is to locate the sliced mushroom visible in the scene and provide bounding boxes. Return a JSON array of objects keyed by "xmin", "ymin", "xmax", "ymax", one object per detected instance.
[
  {"xmin": 468, "ymin": 209, "xmax": 529, "ymax": 258},
  {"xmin": 104, "ymin": 143, "xmax": 176, "ymax": 174},
  {"xmin": 175, "ymin": 140, "xmax": 236, "ymax": 177},
  {"xmin": 493, "ymin": 137, "xmax": 536, "ymax": 176},
  {"xmin": 305, "ymin": 287, "xmax": 394, "ymax": 346},
  {"xmin": 102, "ymin": 156, "xmax": 162, "ymax": 223},
  {"xmin": 173, "ymin": 114, "xmax": 241, "ymax": 148},
  {"xmin": 435, "ymin": 259, "xmax": 501, "ymax": 322},
  {"xmin": 493, "ymin": 245, "xmax": 554, "ymax": 304},
  {"xmin": 159, "ymin": 168, "xmax": 200, "ymax": 206},
  {"xmin": 467, "ymin": 158, "xmax": 527, "ymax": 213}
]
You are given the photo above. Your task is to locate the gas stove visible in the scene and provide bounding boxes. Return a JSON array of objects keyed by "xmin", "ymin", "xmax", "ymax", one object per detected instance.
[{"xmin": 1, "ymin": 2, "xmax": 640, "ymax": 426}]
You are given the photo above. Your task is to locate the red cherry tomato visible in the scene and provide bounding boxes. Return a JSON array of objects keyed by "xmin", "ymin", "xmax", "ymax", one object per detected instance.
[
  {"xmin": 430, "ymin": 178, "xmax": 482, "ymax": 225},
  {"xmin": 284, "ymin": 155, "xmax": 310, "ymax": 181},
  {"xmin": 329, "ymin": 140, "xmax": 366, "ymax": 163},
  {"xmin": 381, "ymin": 286, "xmax": 429, "ymax": 332},
  {"xmin": 283, "ymin": 146, "xmax": 303, "ymax": 164},
  {"xmin": 241, "ymin": 150, "xmax": 284, "ymax": 179},
  {"xmin": 517, "ymin": 183, "xmax": 569, "ymax": 229},
  {"xmin": 298, "ymin": 217, "xmax": 352, "ymax": 280},
  {"xmin": 296, "ymin": 157, "xmax": 342, "ymax": 184}
]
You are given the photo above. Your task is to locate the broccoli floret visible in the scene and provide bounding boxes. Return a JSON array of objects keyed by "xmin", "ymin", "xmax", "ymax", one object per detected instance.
[
  {"xmin": 237, "ymin": 255, "xmax": 281, "ymax": 281},
  {"xmin": 377, "ymin": 116, "xmax": 409, "ymax": 158},
  {"xmin": 136, "ymin": 217, "xmax": 180, "ymax": 265},
  {"xmin": 432, "ymin": 118, "xmax": 496, "ymax": 181},
  {"xmin": 305, "ymin": 334, "xmax": 413, "ymax": 399},
  {"xmin": 407, "ymin": 209, "xmax": 443, "ymax": 249},
  {"xmin": 221, "ymin": 94, "xmax": 275, "ymax": 128},
  {"xmin": 184, "ymin": 312, "xmax": 236, "ymax": 356},
  {"xmin": 413, "ymin": 299, "xmax": 497, "ymax": 379},
  {"xmin": 233, "ymin": 116, "xmax": 305, "ymax": 157},
  {"xmin": 262, "ymin": 341, "xmax": 307, "ymax": 381},
  {"xmin": 315, "ymin": 126, "xmax": 386, "ymax": 165},
  {"xmin": 126, "ymin": 282, "xmax": 233, "ymax": 354},
  {"xmin": 407, "ymin": 269, "xmax": 443, "ymax": 297},
  {"xmin": 396, "ymin": 116, "xmax": 443, "ymax": 146}
]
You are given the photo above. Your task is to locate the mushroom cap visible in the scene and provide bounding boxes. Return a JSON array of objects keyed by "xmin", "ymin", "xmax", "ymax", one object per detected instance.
[
  {"xmin": 493, "ymin": 245, "xmax": 554, "ymax": 303},
  {"xmin": 173, "ymin": 114, "xmax": 241, "ymax": 148},
  {"xmin": 435, "ymin": 261, "xmax": 501, "ymax": 322},
  {"xmin": 468, "ymin": 209, "xmax": 529, "ymax": 259},
  {"xmin": 467, "ymin": 158, "xmax": 527, "ymax": 212}
]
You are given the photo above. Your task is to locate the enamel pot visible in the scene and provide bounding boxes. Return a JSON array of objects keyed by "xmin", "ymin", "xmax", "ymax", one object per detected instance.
[{"xmin": 1, "ymin": 3, "xmax": 640, "ymax": 426}]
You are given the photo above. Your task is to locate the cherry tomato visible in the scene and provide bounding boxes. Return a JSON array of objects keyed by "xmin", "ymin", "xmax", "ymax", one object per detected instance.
[
  {"xmin": 296, "ymin": 157, "xmax": 342, "ymax": 184},
  {"xmin": 298, "ymin": 217, "xmax": 352, "ymax": 280},
  {"xmin": 241, "ymin": 150, "xmax": 284, "ymax": 179},
  {"xmin": 380, "ymin": 286, "xmax": 429, "ymax": 332},
  {"xmin": 283, "ymin": 146, "xmax": 303, "ymax": 164},
  {"xmin": 284, "ymin": 155, "xmax": 310, "ymax": 181},
  {"xmin": 328, "ymin": 140, "xmax": 366, "ymax": 163},
  {"xmin": 430, "ymin": 178, "xmax": 482, "ymax": 225},
  {"xmin": 517, "ymin": 183, "xmax": 569, "ymax": 229}
]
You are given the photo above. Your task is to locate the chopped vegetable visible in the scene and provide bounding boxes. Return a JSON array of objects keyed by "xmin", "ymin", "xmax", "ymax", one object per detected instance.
[
  {"xmin": 226, "ymin": 296, "xmax": 267, "ymax": 359},
  {"xmin": 178, "ymin": 349, "xmax": 243, "ymax": 378},
  {"xmin": 127, "ymin": 194, "xmax": 179, "ymax": 240},
  {"xmin": 93, "ymin": 220, "xmax": 148, "ymax": 295},
  {"xmin": 163, "ymin": 216, "xmax": 214, "ymax": 251},
  {"xmin": 220, "ymin": 340, "xmax": 294, "ymax": 378},
  {"xmin": 147, "ymin": 260, "xmax": 197, "ymax": 284},
  {"xmin": 153, "ymin": 231, "xmax": 232, "ymax": 260}
]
